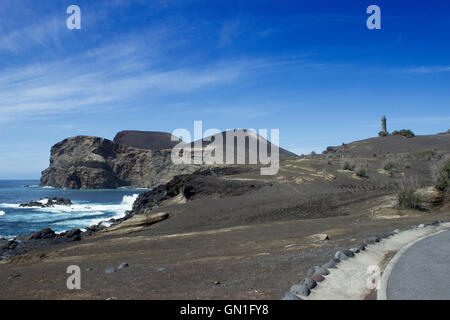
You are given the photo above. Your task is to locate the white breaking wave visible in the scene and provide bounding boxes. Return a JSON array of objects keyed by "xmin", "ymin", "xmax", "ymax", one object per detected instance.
[
  {"xmin": 35, "ymin": 194, "xmax": 138, "ymax": 219},
  {"xmin": 0, "ymin": 194, "xmax": 139, "ymax": 229},
  {"xmin": 0, "ymin": 210, "xmax": 5, "ymax": 216},
  {"xmin": 0, "ymin": 203, "xmax": 20, "ymax": 208}
]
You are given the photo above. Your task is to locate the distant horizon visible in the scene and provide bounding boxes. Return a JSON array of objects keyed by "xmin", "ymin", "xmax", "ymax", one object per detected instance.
[
  {"xmin": 2, "ymin": 125, "xmax": 449, "ymax": 180},
  {"xmin": 1, "ymin": 0, "xmax": 450, "ymax": 179}
]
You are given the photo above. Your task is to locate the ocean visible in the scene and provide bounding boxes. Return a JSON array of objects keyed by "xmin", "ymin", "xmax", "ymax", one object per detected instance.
[{"xmin": 0, "ymin": 180, "xmax": 146, "ymax": 239}]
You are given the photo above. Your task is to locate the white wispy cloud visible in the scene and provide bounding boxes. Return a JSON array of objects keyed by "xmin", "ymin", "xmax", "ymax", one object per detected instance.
[
  {"xmin": 0, "ymin": 40, "xmax": 245, "ymax": 123},
  {"xmin": 401, "ymin": 66, "xmax": 450, "ymax": 74},
  {"xmin": 0, "ymin": 15, "xmax": 63, "ymax": 53}
]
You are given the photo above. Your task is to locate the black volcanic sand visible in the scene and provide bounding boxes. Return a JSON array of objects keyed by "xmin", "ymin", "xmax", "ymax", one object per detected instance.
[{"xmin": 1, "ymin": 134, "xmax": 450, "ymax": 299}]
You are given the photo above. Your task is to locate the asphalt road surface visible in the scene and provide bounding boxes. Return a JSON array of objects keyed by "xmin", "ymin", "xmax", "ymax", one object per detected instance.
[{"xmin": 387, "ymin": 230, "xmax": 450, "ymax": 300}]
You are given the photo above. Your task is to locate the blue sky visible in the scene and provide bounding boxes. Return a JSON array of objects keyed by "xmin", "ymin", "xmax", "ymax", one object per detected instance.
[{"xmin": 0, "ymin": 0, "xmax": 450, "ymax": 178}]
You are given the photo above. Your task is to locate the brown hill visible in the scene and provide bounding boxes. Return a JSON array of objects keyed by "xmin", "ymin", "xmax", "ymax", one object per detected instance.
[
  {"xmin": 113, "ymin": 130, "xmax": 181, "ymax": 150},
  {"xmin": 179, "ymin": 129, "xmax": 297, "ymax": 163},
  {"xmin": 324, "ymin": 132, "xmax": 450, "ymax": 157}
]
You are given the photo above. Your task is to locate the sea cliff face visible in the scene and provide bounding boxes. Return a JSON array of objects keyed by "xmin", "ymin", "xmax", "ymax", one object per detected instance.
[{"xmin": 40, "ymin": 136, "xmax": 197, "ymax": 189}]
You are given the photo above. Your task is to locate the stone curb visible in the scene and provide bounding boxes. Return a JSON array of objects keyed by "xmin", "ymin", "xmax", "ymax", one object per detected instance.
[{"xmin": 281, "ymin": 219, "xmax": 449, "ymax": 300}]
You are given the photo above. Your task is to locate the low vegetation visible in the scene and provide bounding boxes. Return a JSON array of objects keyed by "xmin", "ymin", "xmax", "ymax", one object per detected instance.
[
  {"xmin": 342, "ymin": 161, "xmax": 355, "ymax": 171},
  {"xmin": 392, "ymin": 129, "xmax": 415, "ymax": 138},
  {"xmin": 431, "ymin": 155, "xmax": 450, "ymax": 191},
  {"xmin": 383, "ymin": 160, "xmax": 398, "ymax": 171},
  {"xmin": 398, "ymin": 188, "xmax": 423, "ymax": 210},
  {"xmin": 397, "ymin": 184, "xmax": 423, "ymax": 210},
  {"xmin": 356, "ymin": 168, "xmax": 367, "ymax": 178},
  {"xmin": 378, "ymin": 131, "xmax": 388, "ymax": 137},
  {"xmin": 409, "ymin": 149, "xmax": 438, "ymax": 160}
]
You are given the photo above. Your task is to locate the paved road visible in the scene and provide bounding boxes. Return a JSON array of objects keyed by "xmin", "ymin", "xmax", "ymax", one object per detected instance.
[{"xmin": 387, "ymin": 230, "xmax": 450, "ymax": 300}]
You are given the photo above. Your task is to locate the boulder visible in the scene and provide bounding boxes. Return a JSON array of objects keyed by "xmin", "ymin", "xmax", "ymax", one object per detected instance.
[
  {"xmin": 310, "ymin": 273, "xmax": 325, "ymax": 282},
  {"xmin": 290, "ymin": 284, "xmax": 311, "ymax": 297},
  {"xmin": 335, "ymin": 251, "xmax": 348, "ymax": 260},
  {"xmin": 307, "ymin": 266, "xmax": 329, "ymax": 276},
  {"xmin": 342, "ymin": 249, "xmax": 355, "ymax": 257},
  {"xmin": 19, "ymin": 198, "xmax": 72, "ymax": 208},
  {"xmin": 365, "ymin": 236, "xmax": 380, "ymax": 244},
  {"xmin": 59, "ymin": 229, "xmax": 81, "ymax": 241},
  {"xmin": 349, "ymin": 247, "xmax": 360, "ymax": 254},
  {"xmin": 19, "ymin": 201, "xmax": 45, "ymax": 208},
  {"xmin": 27, "ymin": 228, "xmax": 56, "ymax": 240},
  {"xmin": 282, "ymin": 292, "xmax": 302, "ymax": 300},
  {"xmin": 300, "ymin": 277, "xmax": 317, "ymax": 289},
  {"xmin": 357, "ymin": 243, "xmax": 366, "ymax": 251},
  {"xmin": 105, "ymin": 267, "xmax": 116, "ymax": 274},
  {"xmin": 322, "ymin": 260, "xmax": 338, "ymax": 269},
  {"xmin": 314, "ymin": 233, "xmax": 330, "ymax": 242}
]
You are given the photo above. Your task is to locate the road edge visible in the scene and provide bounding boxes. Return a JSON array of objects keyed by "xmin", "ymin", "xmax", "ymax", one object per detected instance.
[{"xmin": 377, "ymin": 228, "xmax": 449, "ymax": 300}]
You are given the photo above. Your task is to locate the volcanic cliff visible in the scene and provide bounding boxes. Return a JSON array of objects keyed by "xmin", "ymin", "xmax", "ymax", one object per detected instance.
[{"xmin": 40, "ymin": 135, "xmax": 197, "ymax": 189}]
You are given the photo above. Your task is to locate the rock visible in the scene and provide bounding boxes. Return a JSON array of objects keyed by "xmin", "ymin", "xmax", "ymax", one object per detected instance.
[
  {"xmin": 300, "ymin": 277, "xmax": 317, "ymax": 289},
  {"xmin": 322, "ymin": 260, "xmax": 338, "ymax": 269},
  {"xmin": 307, "ymin": 266, "xmax": 329, "ymax": 276},
  {"xmin": 27, "ymin": 228, "xmax": 56, "ymax": 240},
  {"xmin": 86, "ymin": 267, "xmax": 93, "ymax": 271},
  {"xmin": 99, "ymin": 212, "xmax": 170, "ymax": 235},
  {"xmin": 214, "ymin": 281, "xmax": 221, "ymax": 285},
  {"xmin": 310, "ymin": 273, "xmax": 325, "ymax": 282},
  {"xmin": 59, "ymin": 229, "xmax": 81, "ymax": 241},
  {"xmin": 366, "ymin": 236, "xmax": 380, "ymax": 244},
  {"xmin": 118, "ymin": 262, "xmax": 129, "ymax": 270},
  {"xmin": 40, "ymin": 136, "xmax": 198, "ymax": 189},
  {"xmin": 19, "ymin": 201, "xmax": 45, "ymax": 208},
  {"xmin": 314, "ymin": 234, "xmax": 329, "ymax": 242},
  {"xmin": 45, "ymin": 197, "xmax": 72, "ymax": 206},
  {"xmin": 332, "ymin": 257, "xmax": 341, "ymax": 263},
  {"xmin": 335, "ymin": 251, "xmax": 348, "ymax": 260},
  {"xmin": 357, "ymin": 243, "xmax": 366, "ymax": 251},
  {"xmin": 342, "ymin": 249, "xmax": 355, "ymax": 257},
  {"xmin": 418, "ymin": 224, "xmax": 425, "ymax": 228},
  {"xmin": 377, "ymin": 232, "xmax": 389, "ymax": 239},
  {"xmin": 19, "ymin": 198, "xmax": 72, "ymax": 208},
  {"xmin": 8, "ymin": 274, "xmax": 21, "ymax": 280},
  {"xmin": 131, "ymin": 174, "xmax": 263, "ymax": 214},
  {"xmin": 349, "ymin": 247, "xmax": 360, "ymax": 254},
  {"xmin": 41, "ymin": 131, "xmax": 295, "ymax": 189},
  {"xmin": 392, "ymin": 229, "xmax": 401, "ymax": 234},
  {"xmin": 105, "ymin": 267, "xmax": 116, "ymax": 274},
  {"xmin": 282, "ymin": 292, "xmax": 302, "ymax": 300},
  {"xmin": 2, "ymin": 240, "xmax": 18, "ymax": 250},
  {"xmin": 290, "ymin": 284, "xmax": 310, "ymax": 297}
]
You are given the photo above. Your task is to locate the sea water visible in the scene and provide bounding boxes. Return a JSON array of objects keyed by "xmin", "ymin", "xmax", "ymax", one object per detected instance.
[{"xmin": 0, "ymin": 180, "xmax": 147, "ymax": 239}]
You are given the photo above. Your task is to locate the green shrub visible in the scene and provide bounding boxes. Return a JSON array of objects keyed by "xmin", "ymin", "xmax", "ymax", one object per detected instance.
[
  {"xmin": 342, "ymin": 161, "xmax": 355, "ymax": 171},
  {"xmin": 378, "ymin": 131, "xmax": 388, "ymax": 137},
  {"xmin": 431, "ymin": 156, "xmax": 450, "ymax": 191},
  {"xmin": 409, "ymin": 149, "xmax": 437, "ymax": 160},
  {"xmin": 356, "ymin": 168, "xmax": 367, "ymax": 177},
  {"xmin": 383, "ymin": 161, "xmax": 397, "ymax": 171},
  {"xmin": 392, "ymin": 129, "xmax": 415, "ymax": 138},
  {"xmin": 398, "ymin": 188, "xmax": 423, "ymax": 210}
]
